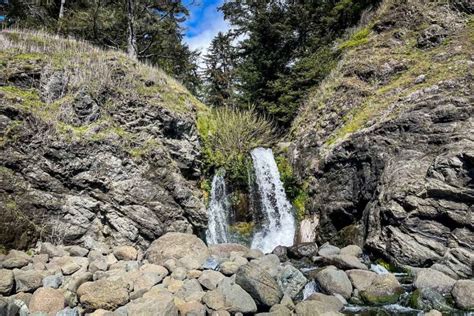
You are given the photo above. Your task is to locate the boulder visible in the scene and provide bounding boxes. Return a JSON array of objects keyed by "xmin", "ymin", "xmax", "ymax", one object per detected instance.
[
  {"xmin": 113, "ymin": 246, "xmax": 138, "ymax": 261},
  {"xmin": 295, "ymin": 300, "xmax": 344, "ymax": 316},
  {"xmin": 306, "ymin": 293, "xmax": 344, "ymax": 311},
  {"xmin": 258, "ymin": 304, "xmax": 293, "ymax": 316},
  {"xmin": 452, "ymin": 280, "xmax": 474, "ymax": 310},
  {"xmin": 424, "ymin": 310, "xmax": 442, "ymax": 316},
  {"xmin": 56, "ymin": 307, "xmax": 80, "ymax": 316},
  {"xmin": 318, "ymin": 244, "xmax": 340, "ymax": 257},
  {"xmin": 0, "ymin": 269, "xmax": 14, "ymax": 295},
  {"xmin": 163, "ymin": 277, "xmax": 184, "ymax": 293},
  {"xmin": 276, "ymin": 265, "xmax": 307, "ymax": 299},
  {"xmin": 77, "ymin": 279, "xmax": 129, "ymax": 311},
  {"xmin": 409, "ymin": 288, "xmax": 453, "ymax": 312},
  {"xmin": 315, "ymin": 267, "xmax": 352, "ymax": 299},
  {"xmin": 340, "ymin": 245, "xmax": 363, "ymax": 257},
  {"xmin": 171, "ymin": 267, "xmax": 187, "ymax": 281},
  {"xmin": 29, "ymin": 287, "xmax": 66, "ymax": 316},
  {"xmin": 246, "ymin": 249, "xmax": 264, "ymax": 260},
  {"xmin": 236, "ymin": 262, "xmax": 283, "ymax": 307},
  {"xmin": 2, "ymin": 250, "xmax": 31, "ymax": 269},
  {"xmin": 325, "ymin": 255, "xmax": 367, "ymax": 270},
  {"xmin": 40, "ymin": 242, "xmax": 67, "ymax": 257},
  {"xmin": 287, "ymin": 243, "xmax": 318, "ymax": 259},
  {"xmin": 65, "ymin": 246, "xmax": 89, "ymax": 257},
  {"xmin": 147, "ymin": 233, "xmax": 209, "ymax": 267},
  {"xmin": 209, "ymin": 243, "xmax": 250, "ymax": 258},
  {"xmin": 217, "ymin": 277, "xmax": 257, "ymax": 313},
  {"xmin": 175, "ymin": 279, "xmax": 205, "ymax": 302},
  {"xmin": 203, "ymin": 289, "xmax": 226, "ymax": 310},
  {"xmin": 177, "ymin": 300, "xmax": 206, "ymax": 316},
  {"xmin": 63, "ymin": 271, "xmax": 92, "ymax": 292},
  {"xmin": 360, "ymin": 274, "xmax": 404, "ymax": 305},
  {"xmin": 272, "ymin": 246, "xmax": 288, "ymax": 261},
  {"xmin": 13, "ymin": 269, "xmax": 44, "ymax": 292},
  {"xmin": 219, "ymin": 261, "xmax": 241, "ymax": 275},
  {"xmin": 43, "ymin": 273, "xmax": 64, "ymax": 289},
  {"xmin": 252, "ymin": 254, "xmax": 281, "ymax": 277},
  {"xmin": 127, "ymin": 291, "xmax": 178, "ymax": 316},
  {"xmin": 414, "ymin": 269, "xmax": 456, "ymax": 294},
  {"xmin": 53, "ymin": 256, "xmax": 81, "ymax": 275},
  {"xmin": 346, "ymin": 269, "xmax": 377, "ymax": 291},
  {"xmin": 198, "ymin": 270, "xmax": 225, "ymax": 290}
]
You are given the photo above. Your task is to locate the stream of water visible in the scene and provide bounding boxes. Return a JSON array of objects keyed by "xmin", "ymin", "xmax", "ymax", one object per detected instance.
[
  {"xmin": 250, "ymin": 147, "xmax": 296, "ymax": 253},
  {"xmin": 205, "ymin": 172, "xmax": 230, "ymax": 244}
]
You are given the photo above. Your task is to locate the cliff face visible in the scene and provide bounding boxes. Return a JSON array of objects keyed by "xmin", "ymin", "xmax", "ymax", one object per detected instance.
[
  {"xmin": 291, "ymin": 0, "xmax": 473, "ymax": 278},
  {"xmin": 0, "ymin": 31, "xmax": 207, "ymax": 250}
]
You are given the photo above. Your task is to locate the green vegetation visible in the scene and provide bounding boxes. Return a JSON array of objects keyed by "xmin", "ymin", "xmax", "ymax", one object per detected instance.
[
  {"xmin": 229, "ymin": 222, "xmax": 255, "ymax": 238},
  {"xmin": 197, "ymin": 107, "xmax": 276, "ymax": 185},
  {"xmin": 276, "ymin": 156, "xmax": 309, "ymax": 221},
  {"xmin": 339, "ymin": 27, "xmax": 371, "ymax": 50}
]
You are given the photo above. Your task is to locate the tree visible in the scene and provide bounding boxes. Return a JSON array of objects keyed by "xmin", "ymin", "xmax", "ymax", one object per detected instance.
[{"xmin": 203, "ymin": 32, "xmax": 236, "ymax": 107}]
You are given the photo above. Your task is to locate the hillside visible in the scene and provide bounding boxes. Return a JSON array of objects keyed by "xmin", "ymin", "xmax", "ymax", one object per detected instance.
[
  {"xmin": 0, "ymin": 30, "xmax": 208, "ymax": 250},
  {"xmin": 291, "ymin": 0, "xmax": 473, "ymax": 278}
]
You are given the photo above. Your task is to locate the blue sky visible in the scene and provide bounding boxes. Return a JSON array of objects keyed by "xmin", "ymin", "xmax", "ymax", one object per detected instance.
[{"xmin": 183, "ymin": 0, "xmax": 230, "ymax": 57}]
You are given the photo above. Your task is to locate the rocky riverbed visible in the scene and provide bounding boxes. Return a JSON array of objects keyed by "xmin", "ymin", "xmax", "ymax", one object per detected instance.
[{"xmin": 1, "ymin": 233, "xmax": 473, "ymax": 316}]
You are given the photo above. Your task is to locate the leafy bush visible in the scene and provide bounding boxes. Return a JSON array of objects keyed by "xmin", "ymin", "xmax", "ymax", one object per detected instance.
[{"xmin": 197, "ymin": 106, "xmax": 276, "ymax": 185}]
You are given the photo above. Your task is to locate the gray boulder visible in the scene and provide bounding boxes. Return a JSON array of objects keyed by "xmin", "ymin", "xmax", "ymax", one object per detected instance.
[
  {"xmin": 127, "ymin": 291, "xmax": 178, "ymax": 316},
  {"xmin": 147, "ymin": 233, "xmax": 209, "ymax": 267},
  {"xmin": 346, "ymin": 269, "xmax": 377, "ymax": 291},
  {"xmin": 414, "ymin": 269, "xmax": 456, "ymax": 294},
  {"xmin": 315, "ymin": 267, "xmax": 352, "ymax": 299},
  {"xmin": 276, "ymin": 265, "xmax": 307, "ymax": 299},
  {"xmin": 452, "ymin": 280, "xmax": 474, "ymax": 310},
  {"xmin": 42, "ymin": 273, "xmax": 64, "ymax": 289},
  {"xmin": 0, "ymin": 269, "xmax": 14, "ymax": 295},
  {"xmin": 236, "ymin": 262, "xmax": 283, "ymax": 307},
  {"xmin": 13, "ymin": 269, "xmax": 44, "ymax": 293},
  {"xmin": 324, "ymin": 255, "xmax": 367, "ymax": 270},
  {"xmin": 217, "ymin": 277, "xmax": 257, "ymax": 313},
  {"xmin": 198, "ymin": 270, "xmax": 225, "ymax": 290}
]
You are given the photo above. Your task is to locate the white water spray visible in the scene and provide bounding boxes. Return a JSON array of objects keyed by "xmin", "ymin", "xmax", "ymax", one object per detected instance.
[
  {"xmin": 250, "ymin": 147, "xmax": 296, "ymax": 253},
  {"xmin": 205, "ymin": 172, "xmax": 230, "ymax": 244}
]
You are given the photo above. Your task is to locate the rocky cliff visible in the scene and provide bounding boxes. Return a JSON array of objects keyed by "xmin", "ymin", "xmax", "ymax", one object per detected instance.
[
  {"xmin": 291, "ymin": 0, "xmax": 473, "ymax": 278},
  {"xmin": 0, "ymin": 31, "xmax": 207, "ymax": 250}
]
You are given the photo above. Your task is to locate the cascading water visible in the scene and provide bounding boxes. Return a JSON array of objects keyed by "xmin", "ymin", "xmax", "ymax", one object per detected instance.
[
  {"xmin": 250, "ymin": 147, "xmax": 296, "ymax": 253},
  {"xmin": 205, "ymin": 172, "xmax": 230, "ymax": 244}
]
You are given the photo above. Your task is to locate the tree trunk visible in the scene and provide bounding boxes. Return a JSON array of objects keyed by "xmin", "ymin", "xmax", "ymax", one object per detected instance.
[
  {"xmin": 127, "ymin": 0, "xmax": 137, "ymax": 59},
  {"xmin": 57, "ymin": 0, "xmax": 66, "ymax": 32}
]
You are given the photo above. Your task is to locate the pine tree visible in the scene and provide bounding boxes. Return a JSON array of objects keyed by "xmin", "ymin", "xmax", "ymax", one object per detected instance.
[{"xmin": 203, "ymin": 32, "xmax": 236, "ymax": 107}]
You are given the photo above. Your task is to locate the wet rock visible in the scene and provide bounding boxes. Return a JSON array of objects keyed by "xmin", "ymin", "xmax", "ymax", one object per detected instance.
[
  {"xmin": 315, "ymin": 267, "xmax": 352, "ymax": 299},
  {"xmin": 346, "ymin": 269, "xmax": 377, "ymax": 291},
  {"xmin": 13, "ymin": 269, "xmax": 44, "ymax": 293},
  {"xmin": 203, "ymin": 257, "xmax": 220, "ymax": 270},
  {"xmin": 113, "ymin": 246, "xmax": 138, "ymax": 261},
  {"xmin": 276, "ymin": 265, "xmax": 307, "ymax": 299},
  {"xmin": 272, "ymin": 246, "xmax": 288, "ymax": 261},
  {"xmin": 452, "ymin": 280, "xmax": 474, "ymax": 310},
  {"xmin": 288, "ymin": 243, "xmax": 318, "ymax": 259},
  {"xmin": 414, "ymin": 269, "xmax": 456, "ymax": 294},
  {"xmin": 360, "ymin": 274, "xmax": 404, "ymax": 305},
  {"xmin": 198, "ymin": 270, "xmax": 225, "ymax": 290},
  {"xmin": 147, "ymin": 233, "xmax": 209, "ymax": 266},
  {"xmin": 236, "ymin": 262, "xmax": 283, "ymax": 307},
  {"xmin": 77, "ymin": 279, "xmax": 129, "ymax": 311},
  {"xmin": 29, "ymin": 287, "xmax": 66, "ymax": 316},
  {"xmin": 409, "ymin": 288, "xmax": 453, "ymax": 312},
  {"xmin": 0, "ymin": 269, "xmax": 14, "ymax": 295},
  {"xmin": 56, "ymin": 307, "xmax": 80, "ymax": 316},
  {"xmin": 217, "ymin": 277, "xmax": 257, "ymax": 313}
]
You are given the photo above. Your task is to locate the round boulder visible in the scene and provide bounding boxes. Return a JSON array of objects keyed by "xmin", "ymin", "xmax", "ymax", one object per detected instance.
[
  {"xmin": 452, "ymin": 280, "xmax": 474, "ymax": 310},
  {"xmin": 77, "ymin": 279, "xmax": 129, "ymax": 311},
  {"xmin": 360, "ymin": 274, "xmax": 404, "ymax": 305},
  {"xmin": 147, "ymin": 233, "xmax": 209, "ymax": 266},
  {"xmin": 113, "ymin": 246, "xmax": 138, "ymax": 261},
  {"xmin": 414, "ymin": 269, "xmax": 456, "ymax": 294},
  {"xmin": 315, "ymin": 267, "xmax": 352, "ymax": 299},
  {"xmin": 29, "ymin": 287, "xmax": 66, "ymax": 316}
]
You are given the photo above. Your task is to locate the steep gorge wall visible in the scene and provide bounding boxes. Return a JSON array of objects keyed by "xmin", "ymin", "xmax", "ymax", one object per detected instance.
[
  {"xmin": 291, "ymin": 0, "xmax": 473, "ymax": 278},
  {"xmin": 0, "ymin": 31, "xmax": 207, "ymax": 250}
]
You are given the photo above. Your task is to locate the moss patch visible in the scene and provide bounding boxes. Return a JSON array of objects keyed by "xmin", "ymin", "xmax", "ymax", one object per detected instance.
[{"xmin": 339, "ymin": 26, "xmax": 371, "ymax": 50}]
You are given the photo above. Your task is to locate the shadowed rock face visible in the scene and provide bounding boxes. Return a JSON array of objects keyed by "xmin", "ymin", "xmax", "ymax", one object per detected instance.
[
  {"xmin": 291, "ymin": 0, "xmax": 473, "ymax": 278},
  {"xmin": 0, "ymin": 32, "xmax": 207, "ymax": 250}
]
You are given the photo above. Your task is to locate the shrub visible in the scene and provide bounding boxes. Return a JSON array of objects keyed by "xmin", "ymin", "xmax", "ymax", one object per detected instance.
[{"xmin": 197, "ymin": 106, "xmax": 276, "ymax": 185}]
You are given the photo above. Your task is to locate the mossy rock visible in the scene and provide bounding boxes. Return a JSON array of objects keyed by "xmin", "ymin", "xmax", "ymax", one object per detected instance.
[
  {"xmin": 409, "ymin": 288, "xmax": 454, "ymax": 312},
  {"xmin": 360, "ymin": 275, "xmax": 405, "ymax": 305}
]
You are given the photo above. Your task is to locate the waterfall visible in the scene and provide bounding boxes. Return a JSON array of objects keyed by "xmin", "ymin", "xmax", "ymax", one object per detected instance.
[
  {"xmin": 250, "ymin": 147, "xmax": 296, "ymax": 253},
  {"xmin": 205, "ymin": 172, "xmax": 230, "ymax": 244}
]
